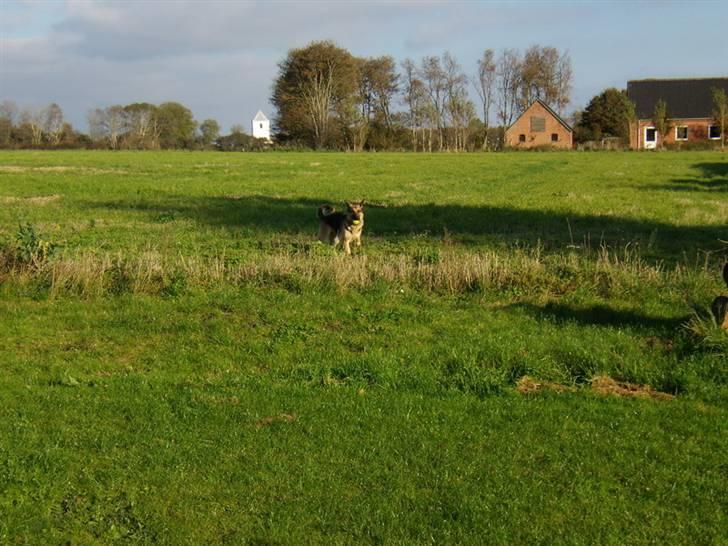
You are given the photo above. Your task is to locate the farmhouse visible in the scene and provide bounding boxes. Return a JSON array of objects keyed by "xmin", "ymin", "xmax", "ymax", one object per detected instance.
[
  {"xmin": 505, "ymin": 99, "xmax": 573, "ymax": 149},
  {"xmin": 252, "ymin": 110, "xmax": 271, "ymax": 141},
  {"xmin": 627, "ymin": 77, "xmax": 727, "ymax": 149}
]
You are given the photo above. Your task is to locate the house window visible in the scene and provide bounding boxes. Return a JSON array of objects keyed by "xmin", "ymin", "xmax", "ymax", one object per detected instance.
[
  {"xmin": 519, "ymin": 134, "xmax": 526, "ymax": 143},
  {"xmin": 260, "ymin": 123, "xmax": 263, "ymax": 129},
  {"xmin": 551, "ymin": 133, "xmax": 559, "ymax": 142},
  {"xmin": 530, "ymin": 116, "xmax": 545, "ymax": 132},
  {"xmin": 645, "ymin": 127, "xmax": 657, "ymax": 142},
  {"xmin": 675, "ymin": 126, "xmax": 688, "ymax": 141},
  {"xmin": 709, "ymin": 125, "xmax": 721, "ymax": 139}
]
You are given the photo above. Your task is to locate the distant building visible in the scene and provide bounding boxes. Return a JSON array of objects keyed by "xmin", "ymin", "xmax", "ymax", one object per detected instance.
[
  {"xmin": 627, "ymin": 77, "xmax": 727, "ymax": 149},
  {"xmin": 252, "ymin": 110, "xmax": 271, "ymax": 141},
  {"xmin": 505, "ymin": 99, "xmax": 573, "ymax": 149}
]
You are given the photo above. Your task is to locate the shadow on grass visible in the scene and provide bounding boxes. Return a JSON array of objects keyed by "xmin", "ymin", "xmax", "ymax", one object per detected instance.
[
  {"xmin": 648, "ymin": 161, "xmax": 728, "ymax": 193},
  {"xmin": 82, "ymin": 194, "xmax": 726, "ymax": 258},
  {"xmin": 507, "ymin": 302, "xmax": 689, "ymax": 332}
]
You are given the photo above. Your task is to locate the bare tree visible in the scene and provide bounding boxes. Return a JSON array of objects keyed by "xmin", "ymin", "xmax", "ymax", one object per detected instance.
[
  {"xmin": 21, "ymin": 107, "xmax": 44, "ymax": 146},
  {"xmin": 400, "ymin": 58, "xmax": 428, "ymax": 151},
  {"xmin": 495, "ymin": 49, "xmax": 522, "ymax": 126},
  {"xmin": 0, "ymin": 100, "xmax": 19, "ymax": 125},
  {"xmin": 300, "ymin": 60, "xmax": 336, "ymax": 148},
  {"xmin": 124, "ymin": 103, "xmax": 159, "ymax": 149},
  {"xmin": 442, "ymin": 52, "xmax": 473, "ymax": 151},
  {"xmin": 43, "ymin": 103, "xmax": 64, "ymax": 146},
  {"xmin": 87, "ymin": 105, "xmax": 125, "ymax": 149},
  {"xmin": 419, "ymin": 55, "xmax": 448, "ymax": 150},
  {"xmin": 473, "ymin": 49, "xmax": 496, "ymax": 149},
  {"xmin": 554, "ymin": 50, "xmax": 573, "ymax": 114},
  {"xmin": 0, "ymin": 101, "xmax": 17, "ymax": 147}
]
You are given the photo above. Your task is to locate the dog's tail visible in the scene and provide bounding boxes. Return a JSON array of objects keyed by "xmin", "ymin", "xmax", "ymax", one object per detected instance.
[{"xmin": 317, "ymin": 204, "xmax": 334, "ymax": 220}]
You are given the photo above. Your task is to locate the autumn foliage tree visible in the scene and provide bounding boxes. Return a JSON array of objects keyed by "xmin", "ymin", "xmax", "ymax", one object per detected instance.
[{"xmin": 272, "ymin": 41, "xmax": 359, "ymax": 149}]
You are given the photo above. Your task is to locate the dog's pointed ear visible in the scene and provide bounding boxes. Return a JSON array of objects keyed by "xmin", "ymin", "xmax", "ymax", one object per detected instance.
[
  {"xmin": 723, "ymin": 262, "xmax": 728, "ymax": 288},
  {"xmin": 345, "ymin": 201, "xmax": 352, "ymax": 208},
  {"xmin": 360, "ymin": 200, "xmax": 365, "ymax": 207}
]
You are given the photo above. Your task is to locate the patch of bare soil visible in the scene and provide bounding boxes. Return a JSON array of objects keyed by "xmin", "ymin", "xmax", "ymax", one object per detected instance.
[
  {"xmin": 0, "ymin": 165, "xmax": 126, "ymax": 174},
  {"xmin": 517, "ymin": 375, "xmax": 674, "ymax": 401},
  {"xmin": 516, "ymin": 375, "xmax": 575, "ymax": 394},
  {"xmin": 254, "ymin": 413, "xmax": 297, "ymax": 428},
  {"xmin": 645, "ymin": 336, "xmax": 674, "ymax": 351},
  {"xmin": 590, "ymin": 375, "xmax": 674, "ymax": 401},
  {"xmin": 0, "ymin": 194, "xmax": 62, "ymax": 204}
]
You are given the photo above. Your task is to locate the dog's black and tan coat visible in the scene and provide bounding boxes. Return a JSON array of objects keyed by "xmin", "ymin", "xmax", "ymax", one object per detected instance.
[
  {"xmin": 711, "ymin": 263, "xmax": 728, "ymax": 330},
  {"xmin": 317, "ymin": 202, "xmax": 365, "ymax": 255}
]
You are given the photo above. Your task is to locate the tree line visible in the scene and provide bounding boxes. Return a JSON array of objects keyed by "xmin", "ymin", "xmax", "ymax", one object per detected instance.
[
  {"xmin": 0, "ymin": 41, "xmax": 575, "ymax": 151},
  {"xmin": 0, "ymin": 99, "xmax": 247, "ymax": 150},
  {"xmin": 2, "ymin": 40, "xmax": 725, "ymax": 152},
  {"xmin": 272, "ymin": 41, "xmax": 573, "ymax": 151}
]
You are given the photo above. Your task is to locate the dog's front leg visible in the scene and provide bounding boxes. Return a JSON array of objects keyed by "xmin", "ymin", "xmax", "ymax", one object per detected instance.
[{"xmin": 342, "ymin": 238, "xmax": 351, "ymax": 255}]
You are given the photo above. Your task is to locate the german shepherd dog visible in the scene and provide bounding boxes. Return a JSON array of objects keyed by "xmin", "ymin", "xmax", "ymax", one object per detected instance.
[
  {"xmin": 711, "ymin": 263, "xmax": 728, "ymax": 330},
  {"xmin": 317, "ymin": 201, "xmax": 365, "ymax": 255}
]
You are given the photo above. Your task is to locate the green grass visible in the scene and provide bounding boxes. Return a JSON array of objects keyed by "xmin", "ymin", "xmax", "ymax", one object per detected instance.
[{"xmin": 0, "ymin": 150, "xmax": 727, "ymax": 544}]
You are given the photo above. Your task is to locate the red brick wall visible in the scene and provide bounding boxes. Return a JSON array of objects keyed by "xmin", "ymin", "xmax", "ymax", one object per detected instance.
[
  {"xmin": 505, "ymin": 102, "xmax": 573, "ymax": 149},
  {"xmin": 629, "ymin": 118, "xmax": 719, "ymax": 149}
]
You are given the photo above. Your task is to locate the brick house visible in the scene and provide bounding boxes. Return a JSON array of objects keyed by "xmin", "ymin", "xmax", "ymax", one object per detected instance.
[
  {"xmin": 627, "ymin": 77, "xmax": 727, "ymax": 149},
  {"xmin": 505, "ymin": 99, "xmax": 573, "ymax": 149}
]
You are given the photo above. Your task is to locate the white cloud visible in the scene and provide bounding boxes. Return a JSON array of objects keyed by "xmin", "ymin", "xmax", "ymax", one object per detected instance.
[{"xmin": 2, "ymin": 1, "xmax": 726, "ymax": 133}]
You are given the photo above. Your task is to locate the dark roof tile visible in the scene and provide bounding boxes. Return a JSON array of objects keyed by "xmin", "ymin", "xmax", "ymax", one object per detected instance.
[{"xmin": 628, "ymin": 78, "xmax": 728, "ymax": 119}]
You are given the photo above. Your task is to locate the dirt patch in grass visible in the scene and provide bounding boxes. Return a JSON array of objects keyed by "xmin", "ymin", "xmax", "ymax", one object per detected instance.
[
  {"xmin": 0, "ymin": 165, "xmax": 126, "ymax": 174},
  {"xmin": 0, "ymin": 194, "xmax": 62, "ymax": 204},
  {"xmin": 517, "ymin": 375, "xmax": 674, "ymax": 400},
  {"xmin": 516, "ymin": 376, "xmax": 575, "ymax": 394},
  {"xmin": 590, "ymin": 375, "xmax": 674, "ymax": 401},
  {"xmin": 255, "ymin": 413, "xmax": 297, "ymax": 428}
]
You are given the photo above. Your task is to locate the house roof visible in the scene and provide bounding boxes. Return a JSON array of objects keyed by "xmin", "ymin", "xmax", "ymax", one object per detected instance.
[
  {"xmin": 507, "ymin": 99, "xmax": 572, "ymax": 132},
  {"xmin": 253, "ymin": 110, "xmax": 268, "ymax": 122},
  {"xmin": 627, "ymin": 77, "xmax": 728, "ymax": 119}
]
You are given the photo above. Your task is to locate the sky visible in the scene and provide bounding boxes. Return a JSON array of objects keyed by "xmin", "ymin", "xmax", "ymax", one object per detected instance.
[{"xmin": 1, "ymin": 0, "xmax": 727, "ymax": 133}]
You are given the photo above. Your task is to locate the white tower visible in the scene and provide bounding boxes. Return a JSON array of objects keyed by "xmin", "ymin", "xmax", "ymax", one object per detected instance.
[{"xmin": 252, "ymin": 110, "xmax": 271, "ymax": 141}]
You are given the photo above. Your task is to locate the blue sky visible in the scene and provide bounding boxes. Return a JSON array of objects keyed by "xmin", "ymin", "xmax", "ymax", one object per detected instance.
[{"xmin": 1, "ymin": 0, "xmax": 726, "ymax": 132}]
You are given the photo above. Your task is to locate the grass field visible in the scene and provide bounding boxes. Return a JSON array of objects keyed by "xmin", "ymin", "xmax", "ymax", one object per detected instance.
[{"xmin": 1, "ymin": 150, "xmax": 727, "ymax": 544}]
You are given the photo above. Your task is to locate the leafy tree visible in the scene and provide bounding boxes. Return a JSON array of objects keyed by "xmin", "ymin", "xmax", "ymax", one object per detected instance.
[
  {"xmin": 272, "ymin": 41, "xmax": 359, "ymax": 148},
  {"xmin": 198, "ymin": 119, "xmax": 221, "ymax": 147},
  {"xmin": 576, "ymin": 88, "xmax": 635, "ymax": 143},
  {"xmin": 712, "ymin": 87, "xmax": 727, "ymax": 149},
  {"xmin": 518, "ymin": 45, "xmax": 572, "ymax": 114},
  {"xmin": 652, "ymin": 99, "xmax": 672, "ymax": 150},
  {"xmin": 156, "ymin": 102, "xmax": 196, "ymax": 149}
]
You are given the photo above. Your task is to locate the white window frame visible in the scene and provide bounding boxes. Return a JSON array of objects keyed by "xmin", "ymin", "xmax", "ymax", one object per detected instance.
[
  {"xmin": 708, "ymin": 125, "xmax": 721, "ymax": 140},
  {"xmin": 675, "ymin": 125, "xmax": 688, "ymax": 141},
  {"xmin": 643, "ymin": 126, "xmax": 657, "ymax": 148}
]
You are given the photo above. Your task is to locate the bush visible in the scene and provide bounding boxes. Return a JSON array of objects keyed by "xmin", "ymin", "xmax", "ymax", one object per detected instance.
[{"xmin": 1, "ymin": 223, "xmax": 56, "ymax": 270}]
